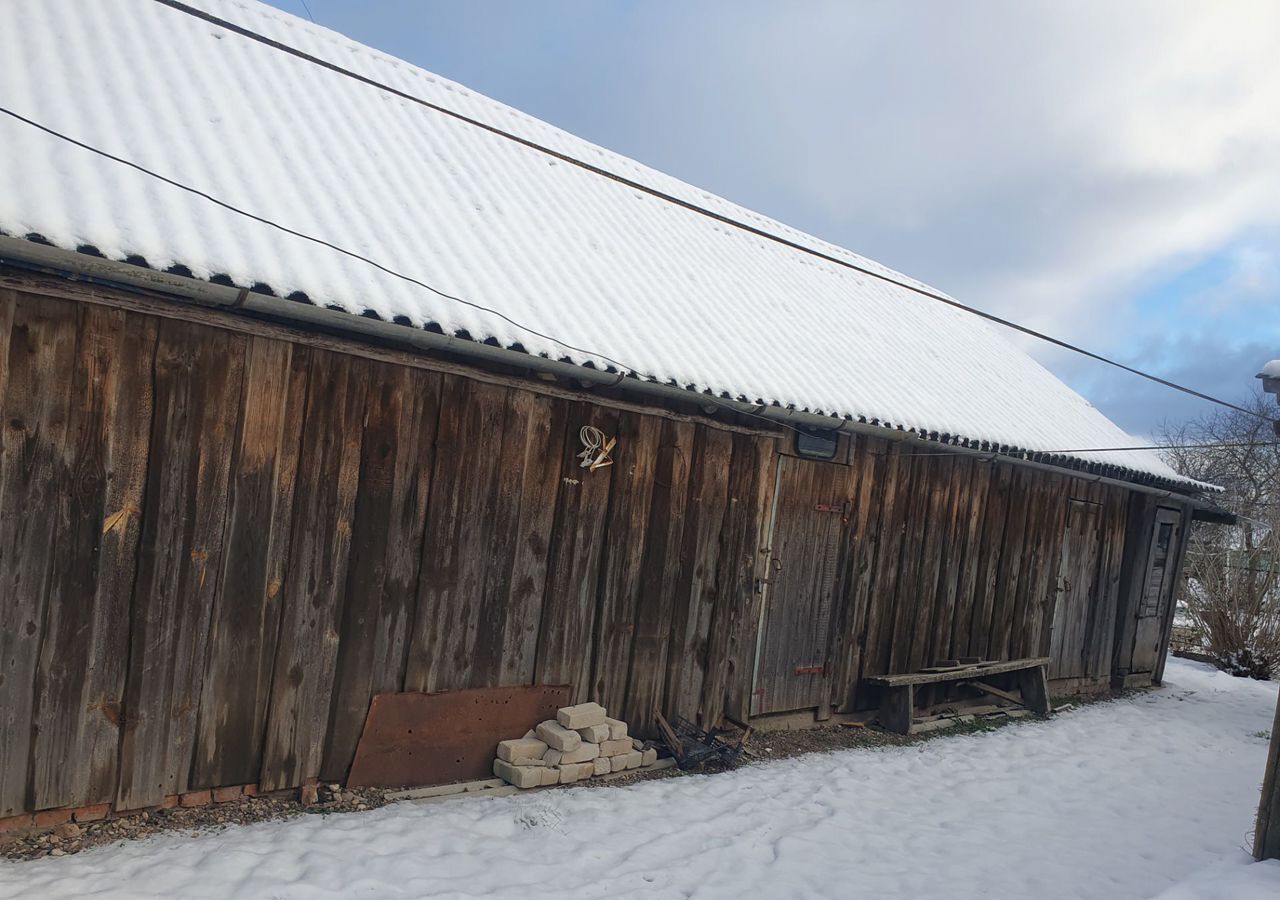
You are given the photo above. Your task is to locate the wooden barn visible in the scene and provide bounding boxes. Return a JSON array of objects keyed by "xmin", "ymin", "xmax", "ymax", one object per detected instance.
[{"xmin": 0, "ymin": 0, "xmax": 1217, "ymax": 821}]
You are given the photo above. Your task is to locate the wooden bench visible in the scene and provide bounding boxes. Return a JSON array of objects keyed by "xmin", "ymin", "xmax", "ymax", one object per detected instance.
[{"xmin": 864, "ymin": 657, "xmax": 1052, "ymax": 734}]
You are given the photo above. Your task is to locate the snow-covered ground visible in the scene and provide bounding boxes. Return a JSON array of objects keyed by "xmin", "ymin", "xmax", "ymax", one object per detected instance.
[{"xmin": 3, "ymin": 657, "xmax": 1276, "ymax": 900}]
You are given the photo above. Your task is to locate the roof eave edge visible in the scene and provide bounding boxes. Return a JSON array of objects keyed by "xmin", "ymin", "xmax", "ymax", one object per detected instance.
[{"xmin": 0, "ymin": 236, "xmax": 1212, "ymax": 499}]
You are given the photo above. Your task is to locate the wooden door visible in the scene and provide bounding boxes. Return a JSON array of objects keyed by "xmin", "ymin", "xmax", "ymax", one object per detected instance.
[
  {"xmin": 1048, "ymin": 498, "xmax": 1104, "ymax": 680},
  {"xmin": 1130, "ymin": 507, "xmax": 1183, "ymax": 673},
  {"xmin": 750, "ymin": 456, "xmax": 854, "ymax": 716}
]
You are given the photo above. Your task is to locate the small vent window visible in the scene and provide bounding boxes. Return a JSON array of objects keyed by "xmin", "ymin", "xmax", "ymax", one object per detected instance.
[{"xmin": 796, "ymin": 428, "xmax": 838, "ymax": 460}]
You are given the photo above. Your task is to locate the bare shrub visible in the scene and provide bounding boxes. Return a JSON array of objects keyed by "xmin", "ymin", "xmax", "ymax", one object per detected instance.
[{"xmin": 1160, "ymin": 393, "xmax": 1279, "ymax": 679}]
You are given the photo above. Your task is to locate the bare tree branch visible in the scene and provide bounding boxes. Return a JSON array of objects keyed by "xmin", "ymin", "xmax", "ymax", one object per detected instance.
[{"xmin": 1159, "ymin": 391, "xmax": 1279, "ymax": 678}]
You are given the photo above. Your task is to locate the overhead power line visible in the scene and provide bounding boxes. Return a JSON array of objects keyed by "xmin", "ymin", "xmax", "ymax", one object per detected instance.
[
  {"xmin": 0, "ymin": 103, "xmax": 822, "ymax": 440},
  {"xmin": 0, "ymin": 100, "xmax": 1268, "ymax": 476},
  {"xmin": 139, "ymin": 0, "xmax": 1276, "ymax": 427}
]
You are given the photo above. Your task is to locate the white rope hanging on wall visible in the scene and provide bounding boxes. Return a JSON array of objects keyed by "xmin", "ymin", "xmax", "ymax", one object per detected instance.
[{"xmin": 578, "ymin": 425, "xmax": 616, "ymax": 471}]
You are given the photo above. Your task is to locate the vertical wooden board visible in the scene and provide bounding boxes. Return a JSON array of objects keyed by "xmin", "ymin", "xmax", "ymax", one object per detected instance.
[
  {"xmin": 965, "ymin": 464, "xmax": 1013, "ymax": 660},
  {"xmin": 589, "ymin": 411, "xmax": 663, "ymax": 717},
  {"xmin": 907, "ymin": 457, "xmax": 957, "ymax": 672},
  {"xmin": 0, "ymin": 290, "xmax": 12, "ymax": 405},
  {"xmin": 31, "ymin": 306, "xmax": 158, "ymax": 810},
  {"xmin": 370, "ymin": 368, "xmax": 442, "ymax": 694},
  {"xmin": 116, "ymin": 320, "xmax": 245, "ymax": 810},
  {"xmin": 753, "ymin": 457, "xmax": 838, "ymax": 715},
  {"xmin": 1010, "ymin": 473, "xmax": 1059, "ymax": 660},
  {"xmin": 886, "ymin": 452, "xmax": 934, "ymax": 674},
  {"xmin": 919, "ymin": 456, "xmax": 969, "ymax": 673},
  {"xmin": 752, "ymin": 458, "xmax": 804, "ymax": 715},
  {"xmin": 1005, "ymin": 472, "xmax": 1040, "ymax": 660},
  {"xmin": 1132, "ymin": 505, "xmax": 1186, "ymax": 675},
  {"xmin": 948, "ymin": 460, "xmax": 993, "ymax": 663},
  {"xmin": 930, "ymin": 457, "xmax": 976, "ymax": 665},
  {"xmin": 0, "ymin": 293, "xmax": 77, "ymax": 816},
  {"xmin": 623, "ymin": 418, "xmax": 695, "ymax": 734},
  {"xmin": 481, "ymin": 389, "xmax": 568, "ymax": 688},
  {"xmin": 191, "ymin": 337, "xmax": 309, "ymax": 790},
  {"xmin": 727, "ymin": 432, "xmax": 773, "ymax": 722},
  {"xmin": 987, "ymin": 467, "xmax": 1033, "ymax": 661},
  {"xmin": 533, "ymin": 403, "xmax": 620, "ymax": 703},
  {"xmin": 813, "ymin": 462, "xmax": 857, "ymax": 717},
  {"xmin": 823, "ymin": 440, "xmax": 864, "ymax": 711},
  {"xmin": 1048, "ymin": 493, "xmax": 1100, "ymax": 680},
  {"xmin": 859, "ymin": 442, "xmax": 914, "ymax": 683},
  {"xmin": 1089, "ymin": 489, "xmax": 1129, "ymax": 676},
  {"xmin": 1037, "ymin": 478, "xmax": 1072, "ymax": 659},
  {"xmin": 663, "ymin": 426, "xmax": 733, "ymax": 723},
  {"xmin": 1064, "ymin": 483, "xmax": 1107, "ymax": 673},
  {"xmin": 836, "ymin": 436, "xmax": 890, "ymax": 712},
  {"xmin": 711, "ymin": 432, "xmax": 776, "ymax": 725},
  {"xmin": 1112, "ymin": 493, "xmax": 1155, "ymax": 677},
  {"xmin": 1153, "ymin": 505, "xmax": 1193, "ymax": 684},
  {"xmin": 320, "ymin": 364, "xmax": 442, "ymax": 783},
  {"xmin": 1082, "ymin": 486, "xmax": 1112, "ymax": 655},
  {"xmin": 258, "ymin": 352, "xmax": 368, "ymax": 792},
  {"xmin": 404, "ymin": 377, "xmax": 509, "ymax": 693}
]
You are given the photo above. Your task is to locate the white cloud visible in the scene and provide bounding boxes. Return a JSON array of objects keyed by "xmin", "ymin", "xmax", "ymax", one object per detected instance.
[
  {"xmin": 552, "ymin": 0, "xmax": 1279, "ymax": 432},
  {"xmin": 611, "ymin": 1, "xmax": 1280, "ymax": 337}
]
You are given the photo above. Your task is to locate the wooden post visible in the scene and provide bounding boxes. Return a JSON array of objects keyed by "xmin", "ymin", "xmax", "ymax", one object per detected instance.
[
  {"xmin": 880, "ymin": 685, "xmax": 914, "ymax": 735},
  {"xmin": 1255, "ymin": 693, "xmax": 1280, "ymax": 860},
  {"xmin": 1017, "ymin": 665, "xmax": 1053, "ymax": 716}
]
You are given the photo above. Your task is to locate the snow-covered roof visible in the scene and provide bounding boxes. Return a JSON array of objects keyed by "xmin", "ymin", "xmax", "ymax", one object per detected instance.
[{"xmin": 0, "ymin": 0, "xmax": 1196, "ymax": 488}]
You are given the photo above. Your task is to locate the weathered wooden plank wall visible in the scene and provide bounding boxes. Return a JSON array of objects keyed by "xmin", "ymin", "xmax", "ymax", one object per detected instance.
[
  {"xmin": 0, "ymin": 286, "xmax": 776, "ymax": 815},
  {"xmin": 768, "ymin": 436, "xmax": 1136, "ymax": 715},
  {"xmin": 0, "ymin": 280, "xmax": 1167, "ymax": 817},
  {"xmin": 0, "ymin": 293, "xmax": 79, "ymax": 817}
]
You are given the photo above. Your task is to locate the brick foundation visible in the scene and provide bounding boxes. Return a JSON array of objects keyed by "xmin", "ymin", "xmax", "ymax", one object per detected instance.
[
  {"xmin": 179, "ymin": 789, "xmax": 212, "ymax": 808},
  {"xmin": 212, "ymin": 785, "xmax": 243, "ymax": 804},
  {"xmin": 0, "ymin": 814, "xmax": 34, "ymax": 834},
  {"xmin": 0, "ymin": 781, "xmax": 306, "ymax": 845},
  {"xmin": 71, "ymin": 803, "xmax": 111, "ymax": 823},
  {"xmin": 33, "ymin": 809, "xmax": 72, "ymax": 828}
]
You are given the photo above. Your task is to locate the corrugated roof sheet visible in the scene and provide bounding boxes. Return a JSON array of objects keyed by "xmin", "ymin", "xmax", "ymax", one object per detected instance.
[{"xmin": 0, "ymin": 0, "xmax": 1195, "ymax": 487}]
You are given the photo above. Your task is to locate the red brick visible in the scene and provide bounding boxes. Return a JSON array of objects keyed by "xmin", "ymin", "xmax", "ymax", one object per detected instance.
[
  {"xmin": 33, "ymin": 809, "xmax": 72, "ymax": 828},
  {"xmin": 179, "ymin": 790, "xmax": 212, "ymax": 808},
  {"xmin": 299, "ymin": 779, "xmax": 319, "ymax": 806},
  {"xmin": 0, "ymin": 814, "xmax": 33, "ymax": 834},
  {"xmin": 159, "ymin": 795, "xmax": 179, "ymax": 810},
  {"xmin": 71, "ymin": 803, "xmax": 111, "ymax": 823},
  {"xmin": 241, "ymin": 784, "xmax": 259, "ymax": 797},
  {"xmin": 212, "ymin": 785, "xmax": 243, "ymax": 804}
]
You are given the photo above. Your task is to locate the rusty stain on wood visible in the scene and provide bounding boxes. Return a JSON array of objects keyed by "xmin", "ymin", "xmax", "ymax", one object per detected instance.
[{"xmin": 347, "ymin": 685, "xmax": 571, "ymax": 789}]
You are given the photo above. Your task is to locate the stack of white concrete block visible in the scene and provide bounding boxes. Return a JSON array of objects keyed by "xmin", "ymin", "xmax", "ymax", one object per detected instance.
[{"xmin": 492, "ymin": 702, "xmax": 658, "ymax": 789}]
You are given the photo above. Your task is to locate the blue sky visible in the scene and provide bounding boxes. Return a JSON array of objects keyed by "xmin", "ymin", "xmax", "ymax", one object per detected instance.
[{"xmin": 269, "ymin": 0, "xmax": 1279, "ymax": 439}]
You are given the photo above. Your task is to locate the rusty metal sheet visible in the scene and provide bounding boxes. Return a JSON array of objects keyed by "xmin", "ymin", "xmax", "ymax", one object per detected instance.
[{"xmin": 347, "ymin": 684, "xmax": 571, "ymax": 788}]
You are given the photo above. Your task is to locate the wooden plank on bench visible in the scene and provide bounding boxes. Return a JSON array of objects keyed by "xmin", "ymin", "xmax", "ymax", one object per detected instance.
[{"xmin": 865, "ymin": 656, "xmax": 1050, "ymax": 688}]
